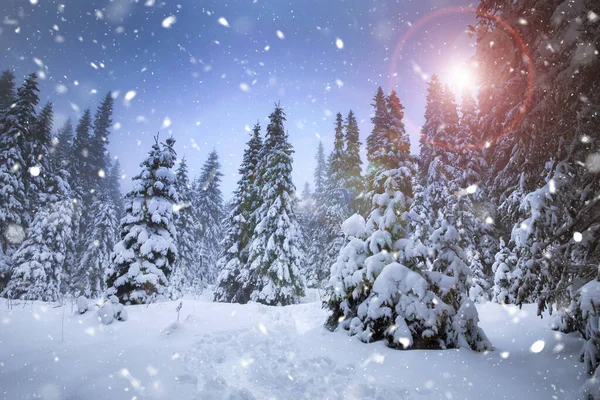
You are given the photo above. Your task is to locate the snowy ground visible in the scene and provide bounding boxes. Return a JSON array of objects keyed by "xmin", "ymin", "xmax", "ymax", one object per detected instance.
[{"xmin": 0, "ymin": 289, "xmax": 588, "ymax": 400}]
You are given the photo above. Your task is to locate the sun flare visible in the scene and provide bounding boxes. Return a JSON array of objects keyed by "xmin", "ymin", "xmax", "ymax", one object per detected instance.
[{"xmin": 447, "ymin": 63, "xmax": 478, "ymax": 91}]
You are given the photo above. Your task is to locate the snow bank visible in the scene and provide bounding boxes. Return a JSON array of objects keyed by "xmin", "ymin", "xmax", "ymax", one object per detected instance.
[{"xmin": 0, "ymin": 298, "xmax": 586, "ymax": 399}]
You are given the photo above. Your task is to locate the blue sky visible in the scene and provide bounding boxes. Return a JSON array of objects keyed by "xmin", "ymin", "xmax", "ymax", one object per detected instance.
[{"xmin": 0, "ymin": 0, "xmax": 476, "ymax": 197}]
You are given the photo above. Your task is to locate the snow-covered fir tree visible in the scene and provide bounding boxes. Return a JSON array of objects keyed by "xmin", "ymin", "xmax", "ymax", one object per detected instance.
[
  {"xmin": 418, "ymin": 83, "xmax": 491, "ymax": 310},
  {"xmin": 365, "ymin": 86, "xmax": 390, "ymax": 199},
  {"xmin": 2, "ymin": 196, "xmax": 75, "ymax": 302},
  {"xmin": 313, "ymin": 140, "xmax": 327, "ymax": 198},
  {"xmin": 296, "ymin": 181, "xmax": 316, "ymax": 266},
  {"xmin": 418, "ymin": 75, "xmax": 444, "ymax": 187},
  {"xmin": 170, "ymin": 156, "xmax": 200, "ymax": 297},
  {"xmin": 303, "ymin": 141, "xmax": 328, "ymax": 286},
  {"xmin": 77, "ymin": 183, "xmax": 119, "ymax": 298},
  {"xmin": 69, "ymin": 109, "xmax": 94, "ymax": 205},
  {"xmin": 458, "ymin": 89, "xmax": 497, "ymax": 294},
  {"xmin": 307, "ymin": 113, "xmax": 351, "ymax": 288},
  {"xmin": 105, "ymin": 136, "xmax": 179, "ymax": 304},
  {"xmin": 472, "ymin": 0, "xmax": 600, "ymax": 389},
  {"xmin": 0, "ymin": 73, "xmax": 40, "ymax": 253},
  {"xmin": 105, "ymin": 157, "xmax": 124, "ymax": 222},
  {"xmin": 327, "ymin": 90, "xmax": 419, "ymax": 344},
  {"xmin": 28, "ymin": 102, "xmax": 53, "ymax": 206},
  {"xmin": 66, "ymin": 96, "xmax": 115, "ymax": 293},
  {"xmin": 89, "ymin": 93, "xmax": 114, "ymax": 191},
  {"xmin": 51, "ymin": 118, "xmax": 73, "ymax": 171},
  {"xmin": 0, "ymin": 70, "xmax": 15, "ymax": 282},
  {"xmin": 2, "ymin": 118, "xmax": 76, "ymax": 302},
  {"xmin": 344, "ymin": 110, "xmax": 363, "ymax": 214},
  {"xmin": 214, "ymin": 123, "xmax": 263, "ymax": 303},
  {"xmin": 194, "ymin": 149, "xmax": 224, "ymax": 283},
  {"xmin": 327, "ymin": 85, "xmax": 490, "ymax": 352},
  {"xmin": 246, "ymin": 103, "xmax": 305, "ymax": 305},
  {"xmin": 438, "ymin": 88, "xmax": 490, "ymax": 302},
  {"xmin": 0, "ymin": 70, "xmax": 16, "ymax": 114},
  {"xmin": 491, "ymin": 238, "xmax": 517, "ymax": 304}
]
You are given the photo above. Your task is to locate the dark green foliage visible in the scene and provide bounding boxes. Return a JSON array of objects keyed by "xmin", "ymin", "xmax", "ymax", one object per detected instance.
[
  {"xmin": 246, "ymin": 104, "xmax": 305, "ymax": 305},
  {"xmin": 106, "ymin": 136, "xmax": 179, "ymax": 304},
  {"xmin": 214, "ymin": 124, "xmax": 263, "ymax": 303}
]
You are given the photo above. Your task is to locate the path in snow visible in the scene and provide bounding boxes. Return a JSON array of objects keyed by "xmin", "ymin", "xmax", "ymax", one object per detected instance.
[{"xmin": 0, "ymin": 291, "xmax": 588, "ymax": 399}]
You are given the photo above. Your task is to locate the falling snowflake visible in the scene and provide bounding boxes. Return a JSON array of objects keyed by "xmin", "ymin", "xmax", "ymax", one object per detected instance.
[
  {"xmin": 276, "ymin": 30, "xmax": 285, "ymax": 39},
  {"xmin": 162, "ymin": 16, "xmax": 177, "ymax": 28},
  {"xmin": 124, "ymin": 90, "xmax": 137, "ymax": 101},
  {"xmin": 585, "ymin": 153, "xmax": 600, "ymax": 173},
  {"xmin": 4, "ymin": 223, "xmax": 25, "ymax": 245},
  {"xmin": 29, "ymin": 166, "xmax": 40, "ymax": 177},
  {"xmin": 529, "ymin": 340, "xmax": 545, "ymax": 353},
  {"xmin": 335, "ymin": 38, "xmax": 344, "ymax": 49},
  {"xmin": 218, "ymin": 17, "xmax": 230, "ymax": 27},
  {"xmin": 466, "ymin": 184, "xmax": 478, "ymax": 194}
]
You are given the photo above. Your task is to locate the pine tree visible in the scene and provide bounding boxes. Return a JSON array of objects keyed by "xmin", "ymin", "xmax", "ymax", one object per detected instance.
[
  {"xmin": 457, "ymin": 89, "xmax": 497, "ymax": 298},
  {"xmin": 297, "ymin": 182, "xmax": 315, "ymax": 235},
  {"xmin": 0, "ymin": 70, "xmax": 16, "ymax": 114},
  {"xmin": 52, "ymin": 118, "xmax": 73, "ymax": 171},
  {"xmin": 327, "ymin": 90, "xmax": 432, "ymax": 347},
  {"xmin": 247, "ymin": 104, "xmax": 305, "ymax": 305},
  {"xmin": 325, "ymin": 179, "xmax": 454, "ymax": 350},
  {"xmin": 296, "ymin": 181, "xmax": 316, "ymax": 279},
  {"xmin": 491, "ymin": 238, "xmax": 518, "ymax": 304},
  {"xmin": 398, "ymin": 182, "xmax": 430, "ymax": 271},
  {"xmin": 28, "ymin": 102, "xmax": 53, "ymax": 206},
  {"xmin": 303, "ymin": 141, "xmax": 329, "ymax": 286},
  {"xmin": 106, "ymin": 136, "xmax": 179, "ymax": 304},
  {"xmin": 0, "ymin": 71, "xmax": 17, "ymax": 280},
  {"xmin": 313, "ymin": 140, "xmax": 327, "ymax": 200},
  {"xmin": 457, "ymin": 89, "xmax": 483, "ymax": 187},
  {"xmin": 171, "ymin": 156, "xmax": 200, "ymax": 297},
  {"xmin": 365, "ymin": 86, "xmax": 390, "ymax": 197},
  {"xmin": 2, "ymin": 152, "xmax": 75, "ymax": 302},
  {"xmin": 70, "ymin": 109, "xmax": 94, "ymax": 205},
  {"xmin": 301, "ymin": 182, "xmax": 312, "ymax": 203},
  {"xmin": 344, "ymin": 110, "xmax": 363, "ymax": 213},
  {"xmin": 214, "ymin": 124, "xmax": 263, "ymax": 303},
  {"xmin": 90, "ymin": 94, "xmax": 114, "ymax": 189},
  {"xmin": 195, "ymin": 149, "xmax": 224, "ymax": 283},
  {"xmin": 386, "ymin": 90, "xmax": 414, "ymax": 197},
  {"xmin": 106, "ymin": 158, "xmax": 124, "ymax": 221},
  {"xmin": 418, "ymin": 75, "xmax": 444, "ymax": 186},
  {"xmin": 308, "ymin": 113, "xmax": 351, "ymax": 287},
  {"xmin": 77, "ymin": 185, "xmax": 119, "ymax": 298},
  {"xmin": 327, "ymin": 82, "xmax": 490, "ymax": 352},
  {"xmin": 419, "ymin": 83, "xmax": 491, "ymax": 329},
  {"xmin": 0, "ymin": 73, "xmax": 40, "ymax": 253}
]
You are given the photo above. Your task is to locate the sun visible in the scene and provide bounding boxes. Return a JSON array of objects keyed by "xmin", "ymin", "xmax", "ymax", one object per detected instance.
[{"xmin": 447, "ymin": 63, "xmax": 478, "ymax": 91}]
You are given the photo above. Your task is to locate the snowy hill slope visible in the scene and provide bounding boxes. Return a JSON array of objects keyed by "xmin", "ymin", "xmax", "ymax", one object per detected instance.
[{"xmin": 0, "ymin": 292, "xmax": 586, "ymax": 399}]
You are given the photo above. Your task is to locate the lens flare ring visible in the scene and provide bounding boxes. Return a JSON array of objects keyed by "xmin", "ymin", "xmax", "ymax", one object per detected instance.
[{"xmin": 388, "ymin": 6, "xmax": 535, "ymax": 152}]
